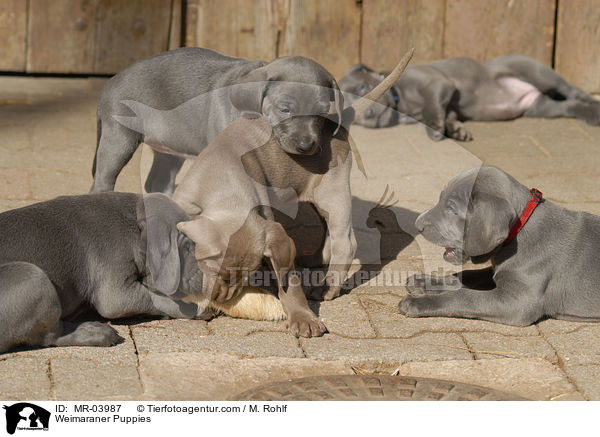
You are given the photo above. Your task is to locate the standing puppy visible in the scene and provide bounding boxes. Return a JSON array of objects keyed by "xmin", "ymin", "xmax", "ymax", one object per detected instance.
[
  {"xmin": 91, "ymin": 47, "xmax": 343, "ymax": 194},
  {"xmin": 400, "ymin": 166, "xmax": 600, "ymax": 325},
  {"xmin": 340, "ymin": 55, "xmax": 600, "ymax": 140},
  {"xmin": 174, "ymin": 51, "xmax": 414, "ymax": 336}
]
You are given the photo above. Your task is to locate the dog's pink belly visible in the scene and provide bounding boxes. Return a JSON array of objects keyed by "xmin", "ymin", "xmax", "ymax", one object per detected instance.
[{"xmin": 474, "ymin": 77, "xmax": 541, "ymax": 120}]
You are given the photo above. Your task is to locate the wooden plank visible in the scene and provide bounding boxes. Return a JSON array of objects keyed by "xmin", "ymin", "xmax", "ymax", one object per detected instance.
[
  {"xmin": 93, "ymin": 0, "xmax": 172, "ymax": 74},
  {"xmin": 555, "ymin": 0, "xmax": 600, "ymax": 93},
  {"xmin": 443, "ymin": 0, "xmax": 555, "ymax": 65},
  {"xmin": 185, "ymin": 0, "xmax": 281, "ymax": 61},
  {"xmin": 168, "ymin": 0, "xmax": 183, "ymax": 50},
  {"xmin": 27, "ymin": 0, "xmax": 97, "ymax": 73},
  {"xmin": 361, "ymin": 0, "xmax": 444, "ymax": 72},
  {"xmin": 279, "ymin": 0, "xmax": 360, "ymax": 78},
  {"xmin": 0, "ymin": 0, "xmax": 27, "ymax": 71}
]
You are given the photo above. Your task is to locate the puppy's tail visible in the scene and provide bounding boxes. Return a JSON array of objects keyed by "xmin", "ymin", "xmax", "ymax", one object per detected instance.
[{"xmin": 346, "ymin": 48, "xmax": 414, "ymax": 122}]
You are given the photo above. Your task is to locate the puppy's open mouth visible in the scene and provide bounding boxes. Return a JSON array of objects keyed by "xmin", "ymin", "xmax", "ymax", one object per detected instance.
[{"xmin": 443, "ymin": 247, "xmax": 466, "ymax": 265}]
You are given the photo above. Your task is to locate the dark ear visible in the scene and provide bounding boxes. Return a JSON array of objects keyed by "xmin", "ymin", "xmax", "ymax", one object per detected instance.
[
  {"xmin": 464, "ymin": 193, "xmax": 514, "ymax": 256},
  {"xmin": 139, "ymin": 215, "xmax": 181, "ymax": 295},
  {"xmin": 330, "ymin": 78, "xmax": 344, "ymax": 135},
  {"xmin": 230, "ymin": 65, "xmax": 270, "ymax": 119}
]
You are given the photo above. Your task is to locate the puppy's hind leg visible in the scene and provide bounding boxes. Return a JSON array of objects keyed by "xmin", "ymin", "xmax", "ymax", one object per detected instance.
[
  {"xmin": 91, "ymin": 117, "xmax": 142, "ymax": 192},
  {"xmin": 524, "ymin": 95, "xmax": 600, "ymax": 126},
  {"xmin": 0, "ymin": 262, "xmax": 120, "ymax": 353}
]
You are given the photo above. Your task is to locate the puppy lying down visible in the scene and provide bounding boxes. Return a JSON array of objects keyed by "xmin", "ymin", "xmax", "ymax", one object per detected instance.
[
  {"xmin": 339, "ymin": 55, "xmax": 600, "ymax": 141},
  {"xmin": 400, "ymin": 165, "xmax": 600, "ymax": 325}
]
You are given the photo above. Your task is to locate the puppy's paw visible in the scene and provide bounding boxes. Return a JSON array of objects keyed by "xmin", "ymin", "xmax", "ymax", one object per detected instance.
[
  {"xmin": 287, "ymin": 312, "xmax": 327, "ymax": 338},
  {"xmin": 69, "ymin": 322, "xmax": 122, "ymax": 347},
  {"xmin": 406, "ymin": 273, "xmax": 428, "ymax": 293},
  {"xmin": 583, "ymin": 104, "xmax": 600, "ymax": 126},
  {"xmin": 398, "ymin": 295, "xmax": 430, "ymax": 317},
  {"xmin": 426, "ymin": 127, "xmax": 446, "ymax": 142},
  {"xmin": 448, "ymin": 125, "xmax": 473, "ymax": 141},
  {"xmin": 406, "ymin": 273, "xmax": 458, "ymax": 295}
]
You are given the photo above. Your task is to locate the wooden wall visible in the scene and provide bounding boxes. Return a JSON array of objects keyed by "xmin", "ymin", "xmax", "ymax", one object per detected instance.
[
  {"xmin": 0, "ymin": 0, "xmax": 598, "ymax": 92},
  {"xmin": 0, "ymin": 0, "xmax": 180, "ymax": 74}
]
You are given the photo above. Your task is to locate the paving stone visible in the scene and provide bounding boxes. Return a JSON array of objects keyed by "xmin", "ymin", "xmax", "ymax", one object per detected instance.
[
  {"xmin": 139, "ymin": 352, "xmax": 353, "ymax": 400},
  {"xmin": 134, "ymin": 324, "xmax": 302, "ymax": 358},
  {"xmin": 361, "ymin": 294, "xmax": 539, "ymax": 337},
  {"xmin": 312, "ymin": 293, "xmax": 375, "ymax": 338},
  {"xmin": 398, "ymin": 358, "xmax": 577, "ymax": 401},
  {"xmin": 0, "ymin": 168, "xmax": 31, "ymax": 199},
  {"xmin": 51, "ymin": 358, "xmax": 142, "ymax": 400},
  {"xmin": 0, "ymin": 124, "xmax": 30, "ymax": 151},
  {"xmin": 31, "ymin": 169, "xmax": 91, "ymax": 199},
  {"xmin": 463, "ymin": 332, "xmax": 556, "ymax": 361},
  {"xmin": 6, "ymin": 324, "xmax": 138, "ymax": 366},
  {"xmin": 563, "ymin": 364, "xmax": 600, "ymax": 400},
  {"xmin": 541, "ymin": 325, "xmax": 600, "ymax": 365},
  {"xmin": 207, "ymin": 316, "xmax": 287, "ymax": 336},
  {"xmin": 130, "ymin": 319, "xmax": 210, "ymax": 353},
  {"xmin": 0, "ymin": 199, "xmax": 35, "ymax": 213},
  {"xmin": 301, "ymin": 332, "xmax": 472, "ymax": 364},
  {"xmin": 536, "ymin": 318, "xmax": 598, "ymax": 335},
  {"xmin": 0, "ymin": 357, "xmax": 52, "ymax": 399}
]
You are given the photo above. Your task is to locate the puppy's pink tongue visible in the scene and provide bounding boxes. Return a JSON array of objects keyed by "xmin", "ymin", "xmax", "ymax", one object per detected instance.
[{"xmin": 444, "ymin": 247, "xmax": 455, "ymax": 257}]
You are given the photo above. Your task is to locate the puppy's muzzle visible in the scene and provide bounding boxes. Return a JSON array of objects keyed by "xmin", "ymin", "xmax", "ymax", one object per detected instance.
[{"xmin": 294, "ymin": 136, "xmax": 317, "ymax": 154}]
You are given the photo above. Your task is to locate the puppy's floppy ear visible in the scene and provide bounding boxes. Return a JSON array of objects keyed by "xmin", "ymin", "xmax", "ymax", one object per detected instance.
[
  {"xmin": 330, "ymin": 78, "xmax": 344, "ymax": 135},
  {"xmin": 230, "ymin": 65, "xmax": 270, "ymax": 119},
  {"xmin": 139, "ymin": 215, "xmax": 181, "ymax": 295},
  {"xmin": 464, "ymin": 192, "xmax": 514, "ymax": 256},
  {"xmin": 177, "ymin": 218, "xmax": 224, "ymax": 260}
]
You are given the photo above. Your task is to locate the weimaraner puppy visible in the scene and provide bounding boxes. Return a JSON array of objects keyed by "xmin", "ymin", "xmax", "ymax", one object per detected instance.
[
  {"xmin": 91, "ymin": 47, "xmax": 344, "ymax": 195},
  {"xmin": 0, "ymin": 192, "xmax": 212, "ymax": 354},
  {"xmin": 399, "ymin": 165, "xmax": 600, "ymax": 325},
  {"xmin": 339, "ymin": 55, "xmax": 600, "ymax": 140},
  {"xmin": 174, "ymin": 51, "xmax": 414, "ymax": 337}
]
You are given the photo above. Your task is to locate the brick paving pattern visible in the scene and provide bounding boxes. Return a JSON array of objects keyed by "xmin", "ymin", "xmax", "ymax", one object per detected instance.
[{"xmin": 0, "ymin": 77, "xmax": 599, "ymax": 400}]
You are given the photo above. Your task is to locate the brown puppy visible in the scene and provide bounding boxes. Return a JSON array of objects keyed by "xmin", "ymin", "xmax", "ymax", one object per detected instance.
[{"xmin": 174, "ymin": 50, "xmax": 414, "ymax": 337}]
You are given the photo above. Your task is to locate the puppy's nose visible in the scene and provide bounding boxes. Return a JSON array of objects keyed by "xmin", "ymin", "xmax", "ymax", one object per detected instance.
[
  {"xmin": 414, "ymin": 214, "xmax": 427, "ymax": 233},
  {"xmin": 295, "ymin": 136, "xmax": 316, "ymax": 153}
]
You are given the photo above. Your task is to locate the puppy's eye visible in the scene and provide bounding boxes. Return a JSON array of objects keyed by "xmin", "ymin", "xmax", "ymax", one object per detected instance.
[
  {"xmin": 358, "ymin": 84, "xmax": 367, "ymax": 94},
  {"xmin": 280, "ymin": 107, "xmax": 291, "ymax": 114}
]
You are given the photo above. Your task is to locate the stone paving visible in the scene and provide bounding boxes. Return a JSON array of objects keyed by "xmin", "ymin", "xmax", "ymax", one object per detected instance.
[{"xmin": 0, "ymin": 77, "xmax": 599, "ymax": 401}]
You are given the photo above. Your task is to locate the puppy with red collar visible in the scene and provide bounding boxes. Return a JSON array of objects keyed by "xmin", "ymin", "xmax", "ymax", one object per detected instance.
[{"xmin": 400, "ymin": 165, "xmax": 600, "ymax": 325}]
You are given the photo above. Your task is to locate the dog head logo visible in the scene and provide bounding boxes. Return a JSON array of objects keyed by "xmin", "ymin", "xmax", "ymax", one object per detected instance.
[{"xmin": 3, "ymin": 403, "xmax": 50, "ymax": 434}]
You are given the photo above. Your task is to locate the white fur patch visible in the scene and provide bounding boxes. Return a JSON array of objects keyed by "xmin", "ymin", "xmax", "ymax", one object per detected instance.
[
  {"xmin": 211, "ymin": 287, "xmax": 286, "ymax": 321},
  {"xmin": 182, "ymin": 287, "xmax": 286, "ymax": 321}
]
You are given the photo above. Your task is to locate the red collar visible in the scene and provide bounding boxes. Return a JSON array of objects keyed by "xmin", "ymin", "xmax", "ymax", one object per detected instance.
[{"xmin": 503, "ymin": 188, "xmax": 543, "ymax": 246}]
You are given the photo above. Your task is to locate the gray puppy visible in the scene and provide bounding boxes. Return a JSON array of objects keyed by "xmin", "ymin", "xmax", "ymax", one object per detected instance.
[
  {"xmin": 339, "ymin": 55, "xmax": 600, "ymax": 140},
  {"xmin": 399, "ymin": 166, "xmax": 600, "ymax": 325},
  {"xmin": 91, "ymin": 47, "xmax": 343, "ymax": 194},
  {"xmin": 0, "ymin": 193, "xmax": 205, "ymax": 354}
]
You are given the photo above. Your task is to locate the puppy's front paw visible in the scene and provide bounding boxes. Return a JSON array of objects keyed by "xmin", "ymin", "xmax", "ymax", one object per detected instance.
[
  {"xmin": 406, "ymin": 273, "xmax": 428, "ymax": 293},
  {"xmin": 448, "ymin": 125, "xmax": 473, "ymax": 141},
  {"xmin": 398, "ymin": 295, "xmax": 429, "ymax": 317},
  {"xmin": 287, "ymin": 312, "xmax": 327, "ymax": 338},
  {"xmin": 426, "ymin": 127, "xmax": 446, "ymax": 142}
]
